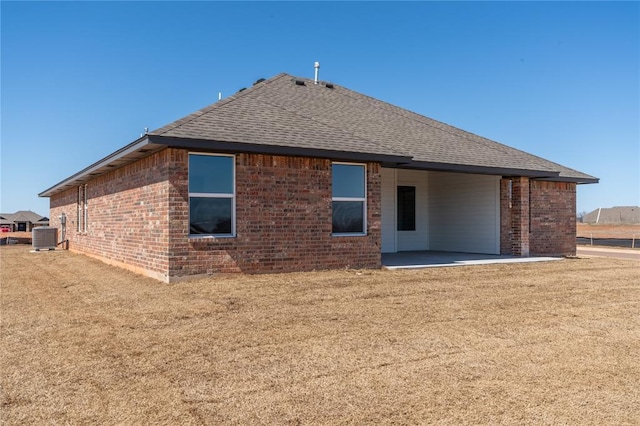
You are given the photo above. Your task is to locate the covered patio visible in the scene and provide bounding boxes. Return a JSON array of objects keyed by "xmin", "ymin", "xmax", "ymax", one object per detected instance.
[{"xmin": 382, "ymin": 251, "xmax": 563, "ymax": 269}]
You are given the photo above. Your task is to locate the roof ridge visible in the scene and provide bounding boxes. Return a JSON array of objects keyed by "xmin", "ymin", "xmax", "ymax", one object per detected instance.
[
  {"xmin": 343, "ymin": 79, "xmax": 597, "ymax": 179},
  {"xmin": 252, "ymin": 77, "xmax": 407, "ymax": 157},
  {"xmin": 276, "ymin": 76, "xmax": 558, "ymax": 173},
  {"xmin": 332, "ymin": 83, "xmax": 562, "ymax": 172},
  {"xmin": 151, "ymin": 73, "xmax": 291, "ymax": 136}
]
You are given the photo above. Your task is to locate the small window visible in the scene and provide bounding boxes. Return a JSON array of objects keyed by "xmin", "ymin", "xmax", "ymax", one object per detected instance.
[
  {"xmin": 188, "ymin": 154, "xmax": 235, "ymax": 236},
  {"xmin": 77, "ymin": 186, "xmax": 82, "ymax": 232},
  {"xmin": 77, "ymin": 185, "xmax": 87, "ymax": 233},
  {"xmin": 397, "ymin": 186, "xmax": 416, "ymax": 231},
  {"xmin": 83, "ymin": 184, "xmax": 88, "ymax": 232},
  {"xmin": 332, "ymin": 163, "xmax": 366, "ymax": 235}
]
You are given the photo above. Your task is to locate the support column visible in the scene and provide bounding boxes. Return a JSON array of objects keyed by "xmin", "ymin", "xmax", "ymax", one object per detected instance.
[{"xmin": 511, "ymin": 177, "xmax": 530, "ymax": 256}]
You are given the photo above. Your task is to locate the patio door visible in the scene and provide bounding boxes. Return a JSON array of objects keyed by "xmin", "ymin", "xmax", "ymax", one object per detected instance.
[
  {"xmin": 396, "ymin": 170, "xmax": 429, "ymax": 251},
  {"xmin": 381, "ymin": 168, "xmax": 429, "ymax": 253}
]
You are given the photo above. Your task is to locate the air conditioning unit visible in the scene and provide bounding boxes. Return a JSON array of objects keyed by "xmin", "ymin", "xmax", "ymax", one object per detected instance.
[{"xmin": 32, "ymin": 227, "xmax": 58, "ymax": 251}]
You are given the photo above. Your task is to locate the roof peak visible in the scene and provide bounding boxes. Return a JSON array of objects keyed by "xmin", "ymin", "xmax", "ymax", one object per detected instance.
[{"xmin": 40, "ymin": 70, "xmax": 598, "ymax": 197}]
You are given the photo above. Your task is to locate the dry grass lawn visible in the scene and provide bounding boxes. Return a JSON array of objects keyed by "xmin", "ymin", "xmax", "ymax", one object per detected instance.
[
  {"xmin": 577, "ymin": 223, "xmax": 640, "ymax": 239},
  {"xmin": 1, "ymin": 246, "xmax": 639, "ymax": 425}
]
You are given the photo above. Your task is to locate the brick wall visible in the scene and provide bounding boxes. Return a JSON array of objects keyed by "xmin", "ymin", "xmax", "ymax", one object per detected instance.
[
  {"xmin": 500, "ymin": 177, "xmax": 576, "ymax": 257},
  {"xmin": 530, "ymin": 181, "xmax": 576, "ymax": 256},
  {"xmin": 49, "ymin": 149, "xmax": 381, "ymax": 281},
  {"xmin": 499, "ymin": 178, "xmax": 511, "ymax": 255},
  {"xmin": 48, "ymin": 149, "xmax": 575, "ymax": 279},
  {"xmin": 50, "ymin": 150, "xmax": 172, "ymax": 281},
  {"xmin": 167, "ymin": 151, "xmax": 381, "ymax": 279}
]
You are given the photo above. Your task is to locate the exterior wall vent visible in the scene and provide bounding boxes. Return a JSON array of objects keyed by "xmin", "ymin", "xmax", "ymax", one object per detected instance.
[{"xmin": 32, "ymin": 227, "xmax": 58, "ymax": 251}]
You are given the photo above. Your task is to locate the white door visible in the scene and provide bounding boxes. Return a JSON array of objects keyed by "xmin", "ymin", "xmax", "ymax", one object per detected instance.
[{"xmin": 396, "ymin": 169, "xmax": 429, "ymax": 251}]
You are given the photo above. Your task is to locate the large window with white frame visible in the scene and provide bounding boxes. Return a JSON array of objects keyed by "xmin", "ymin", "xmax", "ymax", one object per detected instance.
[
  {"xmin": 332, "ymin": 163, "xmax": 366, "ymax": 235},
  {"xmin": 188, "ymin": 153, "xmax": 235, "ymax": 236}
]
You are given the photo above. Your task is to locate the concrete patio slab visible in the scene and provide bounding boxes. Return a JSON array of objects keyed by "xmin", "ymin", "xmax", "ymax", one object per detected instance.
[{"xmin": 382, "ymin": 251, "xmax": 563, "ymax": 269}]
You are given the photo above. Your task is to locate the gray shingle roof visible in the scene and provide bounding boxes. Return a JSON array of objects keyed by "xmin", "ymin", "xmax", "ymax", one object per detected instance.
[
  {"xmin": 40, "ymin": 72, "xmax": 598, "ymax": 198},
  {"xmin": 0, "ymin": 211, "xmax": 48, "ymax": 224},
  {"xmin": 583, "ymin": 206, "xmax": 640, "ymax": 224},
  {"xmin": 151, "ymin": 73, "xmax": 597, "ymax": 182}
]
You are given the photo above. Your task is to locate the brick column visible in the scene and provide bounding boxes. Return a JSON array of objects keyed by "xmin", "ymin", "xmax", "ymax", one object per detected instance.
[
  {"xmin": 500, "ymin": 179, "xmax": 511, "ymax": 255},
  {"xmin": 511, "ymin": 177, "xmax": 530, "ymax": 256}
]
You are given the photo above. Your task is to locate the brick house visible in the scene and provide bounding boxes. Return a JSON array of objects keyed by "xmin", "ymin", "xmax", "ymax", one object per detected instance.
[
  {"xmin": 39, "ymin": 73, "xmax": 598, "ymax": 282},
  {"xmin": 0, "ymin": 211, "xmax": 49, "ymax": 232}
]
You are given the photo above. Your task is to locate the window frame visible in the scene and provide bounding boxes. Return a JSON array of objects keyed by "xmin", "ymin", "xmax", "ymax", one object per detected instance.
[
  {"xmin": 77, "ymin": 185, "xmax": 87, "ymax": 233},
  {"xmin": 83, "ymin": 184, "xmax": 88, "ymax": 233},
  {"xmin": 77, "ymin": 186, "xmax": 82, "ymax": 232},
  {"xmin": 188, "ymin": 152, "xmax": 236, "ymax": 238},
  {"xmin": 331, "ymin": 162, "xmax": 367, "ymax": 236}
]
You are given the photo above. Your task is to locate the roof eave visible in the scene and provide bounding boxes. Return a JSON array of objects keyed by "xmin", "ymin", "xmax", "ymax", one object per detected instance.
[
  {"xmin": 38, "ymin": 134, "xmax": 412, "ymax": 199},
  {"xmin": 535, "ymin": 176, "xmax": 600, "ymax": 184},
  {"xmin": 148, "ymin": 135, "xmax": 413, "ymax": 165},
  {"xmin": 38, "ymin": 136, "xmax": 167, "ymax": 197},
  {"xmin": 397, "ymin": 160, "xmax": 562, "ymax": 179}
]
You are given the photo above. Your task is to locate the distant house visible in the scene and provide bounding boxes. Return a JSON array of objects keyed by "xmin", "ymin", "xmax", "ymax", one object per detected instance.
[
  {"xmin": 583, "ymin": 206, "xmax": 640, "ymax": 224},
  {"xmin": 0, "ymin": 211, "xmax": 49, "ymax": 232},
  {"xmin": 39, "ymin": 73, "xmax": 598, "ymax": 282}
]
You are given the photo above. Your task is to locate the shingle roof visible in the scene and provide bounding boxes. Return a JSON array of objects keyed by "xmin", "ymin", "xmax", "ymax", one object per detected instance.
[
  {"xmin": 150, "ymin": 73, "xmax": 597, "ymax": 182},
  {"xmin": 583, "ymin": 206, "xmax": 640, "ymax": 224},
  {"xmin": 40, "ymin": 72, "xmax": 598, "ymax": 198},
  {"xmin": 0, "ymin": 211, "xmax": 48, "ymax": 224}
]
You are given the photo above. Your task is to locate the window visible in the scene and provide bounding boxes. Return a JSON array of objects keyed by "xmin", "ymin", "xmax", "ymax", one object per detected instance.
[
  {"xmin": 77, "ymin": 187, "xmax": 81, "ymax": 232},
  {"xmin": 83, "ymin": 184, "xmax": 88, "ymax": 232},
  {"xmin": 189, "ymin": 153, "xmax": 235, "ymax": 236},
  {"xmin": 332, "ymin": 163, "xmax": 366, "ymax": 235},
  {"xmin": 397, "ymin": 186, "xmax": 416, "ymax": 231},
  {"xmin": 77, "ymin": 185, "xmax": 87, "ymax": 233}
]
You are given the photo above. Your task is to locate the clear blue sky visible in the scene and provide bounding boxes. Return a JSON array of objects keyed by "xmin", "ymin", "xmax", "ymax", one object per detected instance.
[{"xmin": 2, "ymin": 1, "xmax": 638, "ymax": 216}]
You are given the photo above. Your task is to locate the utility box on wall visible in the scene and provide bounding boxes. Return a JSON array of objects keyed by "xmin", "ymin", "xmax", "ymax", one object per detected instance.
[{"xmin": 32, "ymin": 227, "xmax": 58, "ymax": 251}]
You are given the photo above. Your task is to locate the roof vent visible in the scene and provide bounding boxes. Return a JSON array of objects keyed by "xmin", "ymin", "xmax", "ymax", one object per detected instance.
[
  {"xmin": 253, "ymin": 78, "xmax": 265, "ymax": 86},
  {"xmin": 294, "ymin": 79, "xmax": 306, "ymax": 86},
  {"xmin": 238, "ymin": 87, "xmax": 246, "ymax": 92},
  {"xmin": 325, "ymin": 83, "xmax": 334, "ymax": 89},
  {"xmin": 314, "ymin": 61, "xmax": 320, "ymax": 84}
]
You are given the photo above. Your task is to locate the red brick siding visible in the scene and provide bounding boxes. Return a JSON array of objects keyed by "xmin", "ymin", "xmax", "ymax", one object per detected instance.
[
  {"xmin": 48, "ymin": 148, "xmax": 575, "ymax": 279},
  {"xmin": 500, "ymin": 178, "xmax": 576, "ymax": 257},
  {"xmin": 529, "ymin": 181, "xmax": 576, "ymax": 256},
  {"xmin": 50, "ymin": 149, "xmax": 381, "ymax": 281},
  {"xmin": 499, "ymin": 178, "xmax": 511, "ymax": 255},
  {"xmin": 500, "ymin": 177, "xmax": 530, "ymax": 256},
  {"xmin": 50, "ymin": 150, "xmax": 171, "ymax": 280},
  {"xmin": 167, "ymin": 151, "xmax": 381, "ymax": 279}
]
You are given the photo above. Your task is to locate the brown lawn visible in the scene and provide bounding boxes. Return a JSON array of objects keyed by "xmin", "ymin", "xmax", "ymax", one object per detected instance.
[
  {"xmin": 577, "ymin": 223, "xmax": 640, "ymax": 239},
  {"xmin": 0, "ymin": 232, "xmax": 32, "ymax": 238},
  {"xmin": 1, "ymin": 246, "xmax": 639, "ymax": 424}
]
